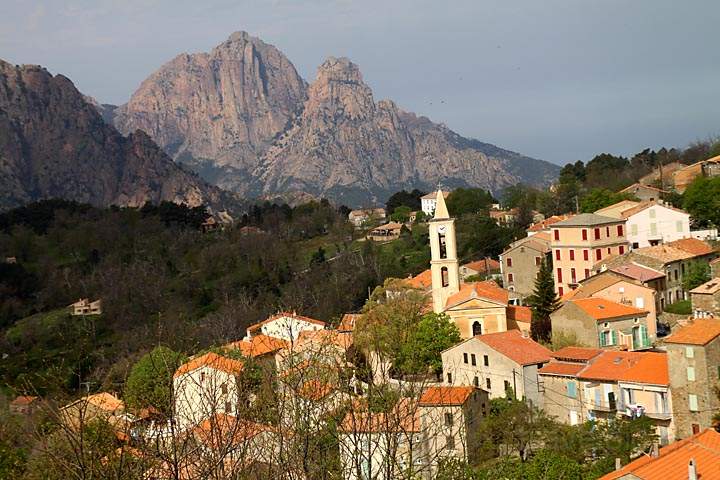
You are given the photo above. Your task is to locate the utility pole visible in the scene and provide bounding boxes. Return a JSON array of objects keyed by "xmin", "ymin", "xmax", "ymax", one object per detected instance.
[{"xmin": 574, "ymin": 195, "xmax": 580, "ymax": 214}]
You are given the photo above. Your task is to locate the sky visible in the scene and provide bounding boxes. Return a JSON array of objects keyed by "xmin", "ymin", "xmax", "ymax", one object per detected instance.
[{"xmin": 1, "ymin": 0, "xmax": 719, "ymax": 166}]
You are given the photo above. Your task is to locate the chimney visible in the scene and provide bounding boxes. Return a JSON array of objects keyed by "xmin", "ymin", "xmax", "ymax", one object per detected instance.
[
  {"xmin": 688, "ymin": 458, "xmax": 697, "ymax": 480},
  {"xmin": 615, "ymin": 458, "xmax": 622, "ymax": 471}
]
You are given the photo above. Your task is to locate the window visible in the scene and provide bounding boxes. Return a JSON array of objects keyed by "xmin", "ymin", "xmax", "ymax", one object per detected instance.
[
  {"xmin": 619, "ymin": 245, "xmax": 625, "ymax": 255},
  {"xmin": 447, "ymin": 372, "xmax": 452, "ymax": 383},
  {"xmin": 535, "ymin": 256, "xmax": 541, "ymax": 266},
  {"xmin": 689, "ymin": 394, "xmax": 699, "ymax": 411},
  {"xmin": 444, "ymin": 412, "xmax": 454, "ymax": 426},
  {"xmin": 472, "ymin": 321, "xmax": 482, "ymax": 336},
  {"xmin": 225, "ymin": 401, "xmax": 232, "ymax": 413},
  {"xmin": 583, "ymin": 250, "xmax": 589, "ymax": 261},
  {"xmin": 595, "ymin": 249, "xmax": 602, "ymax": 261},
  {"xmin": 567, "ymin": 381, "xmax": 577, "ymax": 398},
  {"xmin": 554, "ymin": 229, "xmax": 560, "ymax": 241},
  {"xmin": 674, "ymin": 270, "xmax": 678, "ymax": 281},
  {"xmin": 649, "ymin": 208, "xmax": 656, "ymax": 219},
  {"xmin": 594, "ymin": 228, "xmax": 601, "ymax": 240},
  {"xmin": 582, "ymin": 229, "xmax": 588, "ymax": 241},
  {"xmin": 474, "ymin": 376, "xmax": 479, "ymax": 387},
  {"xmin": 687, "ymin": 366, "xmax": 696, "ymax": 381},
  {"xmin": 635, "ymin": 297, "xmax": 644, "ymax": 309},
  {"xmin": 471, "ymin": 354, "xmax": 477, "ymax": 366},
  {"xmin": 558, "ymin": 286, "xmax": 564, "ymax": 297},
  {"xmin": 438, "ymin": 232, "xmax": 447, "ymax": 259},
  {"xmin": 508, "ymin": 273, "xmax": 514, "ymax": 283},
  {"xmin": 607, "ymin": 247, "xmax": 611, "ymax": 254},
  {"xmin": 631, "ymin": 224, "xmax": 638, "ymax": 235},
  {"xmin": 617, "ymin": 225, "xmax": 624, "ymax": 236},
  {"xmin": 571, "ymin": 268, "xmax": 577, "ymax": 283},
  {"xmin": 584, "ymin": 268, "xmax": 590, "ymax": 279},
  {"xmin": 446, "ymin": 435, "xmax": 455, "ymax": 449},
  {"xmin": 557, "ymin": 268, "xmax": 563, "ymax": 283},
  {"xmin": 486, "ymin": 378, "xmax": 492, "ymax": 389},
  {"xmin": 676, "ymin": 220, "xmax": 683, "ymax": 232},
  {"xmin": 650, "ymin": 223, "xmax": 657, "ymax": 236},
  {"xmin": 555, "ymin": 249, "xmax": 561, "ymax": 261},
  {"xmin": 441, "ymin": 267, "xmax": 449, "ymax": 287},
  {"xmin": 221, "ymin": 383, "xmax": 228, "ymax": 394},
  {"xmin": 569, "ymin": 249, "xmax": 575, "ymax": 260},
  {"xmin": 685, "ymin": 346, "xmax": 694, "ymax": 358},
  {"xmin": 506, "ymin": 258, "xmax": 513, "ymax": 267},
  {"xmin": 504, "ymin": 380, "xmax": 511, "ymax": 392},
  {"xmin": 463, "ymin": 353, "xmax": 468, "ymax": 364},
  {"xmin": 200, "ymin": 372, "xmax": 206, "ymax": 383},
  {"xmin": 606, "ymin": 226, "xmax": 610, "ymax": 237},
  {"xmin": 484, "ymin": 355, "xmax": 489, "ymax": 366}
]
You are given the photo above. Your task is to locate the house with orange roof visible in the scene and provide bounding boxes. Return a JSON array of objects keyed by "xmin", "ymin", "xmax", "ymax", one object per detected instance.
[
  {"xmin": 601, "ymin": 428, "xmax": 720, "ymax": 480},
  {"xmin": 527, "ymin": 215, "xmax": 573, "ymax": 236},
  {"xmin": 244, "ymin": 311, "xmax": 326, "ymax": 343},
  {"xmin": 577, "ymin": 350, "xmax": 674, "ymax": 444},
  {"xmin": 538, "ymin": 347, "xmax": 602, "ymax": 425},
  {"xmin": 551, "ymin": 297, "xmax": 653, "ymax": 351},
  {"xmin": 60, "ymin": 392, "xmax": 126, "ymax": 433},
  {"xmin": 459, "ymin": 257, "xmax": 501, "ymax": 281},
  {"xmin": 173, "ymin": 352, "xmax": 245, "ymax": 429},
  {"xmin": 663, "ymin": 318, "xmax": 720, "ymax": 438},
  {"xmin": 417, "ymin": 386, "xmax": 488, "ymax": 473},
  {"xmin": 441, "ymin": 330, "xmax": 552, "ymax": 405},
  {"xmin": 671, "ymin": 153, "xmax": 720, "ymax": 193},
  {"xmin": 499, "ymin": 233, "xmax": 552, "ymax": 300},
  {"xmin": 690, "ymin": 277, "xmax": 720, "ymax": 318},
  {"xmin": 595, "ymin": 200, "xmax": 691, "ymax": 249}
]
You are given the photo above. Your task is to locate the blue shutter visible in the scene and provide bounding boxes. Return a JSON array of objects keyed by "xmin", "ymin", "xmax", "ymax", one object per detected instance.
[{"xmin": 567, "ymin": 381, "xmax": 577, "ymax": 398}]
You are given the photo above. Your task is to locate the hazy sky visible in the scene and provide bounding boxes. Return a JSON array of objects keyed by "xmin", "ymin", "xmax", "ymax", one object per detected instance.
[{"xmin": 1, "ymin": 0, "xmax": 719, "ymax": 166}]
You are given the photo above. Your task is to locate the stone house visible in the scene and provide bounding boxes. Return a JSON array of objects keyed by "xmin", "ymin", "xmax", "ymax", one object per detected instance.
[
  {"xmin": 550, "ymin": 213, "xmax": 629, "ymax": 296},
  {"xmin": 537, "ymin": 347, "xmax": 603, "ymax": 425},
  {"xmin": 607, "ymin": 263, "xmax": 666, "ymax": 313},
  {"xmin": 671, "ymin": 154, "xmax": 720, "ymax": 193},
  {"xmin": 690, "ymin": 278, "xmax": 720, "ymax": 318},
  {"xmin": 60, "ymin": 392, "xmax": 125, "ymax": 432},
  {"xmin": 662, "ymin": 318, "xmax": 720, "ymax": 438},
  {"xmin": 417, "ymin": 386, "xmax": 488, "ymax": 474},
  {"xmin": 565, "ymin": 270, "xmax": 658, "ymax": 339},
  {"xmin": 441, "ymin": 330, "xmax": 552, "ymax": 406},
  {"xmin": 499, "ymin": 232, "xmax": 551, "ymax": 300},
  {"xmin": 551, "ymin": 297, "xmax": 652, "ymax": 351},
  {"xmin": 348, "ymin": 208, "xmax": 386, "ymax": 228},
  {"xmin": 618, "ymin": 183, "xmax": 668, "ymax": 202}
]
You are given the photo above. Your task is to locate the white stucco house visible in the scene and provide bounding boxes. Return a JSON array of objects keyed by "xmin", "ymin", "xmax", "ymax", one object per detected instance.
[
  {"xmin": 420, "ymin": 190, "xmax": 449, "ymax": 217},
  {"xmin": 596, "ymin": 201, "xmax": 691, "ymax": 249}
]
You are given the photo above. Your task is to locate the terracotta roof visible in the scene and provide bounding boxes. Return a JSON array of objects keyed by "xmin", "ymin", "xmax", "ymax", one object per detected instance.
[
  {"xmin": 10, "ymin": 395, "xmax": 38, "ymax": 406},
  {"xmin": 225, "ymin": 334, "xmax": 290, "ymax": 357},
  {"xmin": 296, "ymin": 329, "xmax": 353, "ymax": 350},
  {"xmin": 338, "ymin": 398, "xmax": 420, "ymax": 433},
  {"xmin": 532, "ymin": 231, "xmax": 552, "ymax": 242},
  {"xmin": 297, "ymin": 380, "xmax": 336, "ymax": 401},
  {"xmin": 503, "ymin": 235, "xmax": 551, "ymax": 255},
  {"xmin": 419, "ymin": 386, "xmax": 476, "ymax": 406},
  {"xmin": 595, "ymin": 200, "xmax": 641, "ymax": 218},
  {"xmin": 569, "ymin": 297, "xmax": 648, "ymax": 321},
  {"xmin": 507, "ymin": 305, "xmax": 532, "ymax": 323},
  {"xmin": 445, "ymin": 281, "xmax": 508, "ymax": 308},
  {"xmin": 476, "ymin": 330, "xmax": 552, "ymax": 366},
  {"xmin": 462, "ymin": 258, "xmax": 500, "ymax": 273},
  {"xmin": 601, "ymin": 429, "xmax": 720, "ymax": 480},
  {"xmin": 664, "ymin": 319, "xmax": 720, "ymax": 346},
  {"xmin": 246, "ymin": 312, "xmax": 326, "ymax": 333},
  {"xmin": 371, "ymin": 222, "xmax": 403, "ymax": 231},
  {"xmin": 538, "ymin": 361, "xmax": 586, "ymax": 377},
  {"xmin": 552, "ymin": 346, "xmax": 603, "ymax": 362},
  {"xmin": 194, "ymin": 413, "xmax": 277, "ymax": 447},
  {"xmin": 63, "ymin": 392, "xmax": 124, "ymax": 413},
  {"xmin": 174, "ymin": 352, "xmax": 244, "ymax": 378},
  {"xmin": 338, "ymin": 313, "xmax": 360, "ymax": 332},
  {"xmin": 632, "ymin": 245, "xmax": 695, "ymax": 263},
  {"xmin": 578, "ymin": 351, "xmax": 668, "ymax": 386},
  {"xmin": 407, "ymin": 269, "xmax": 433, "ymax": 289},
  {"xmin": 666, "ymin": 238, "xmax": 715, "ymax": 256},
  {"xmin": 610, "ymin": 263, "xmax": 665, "ymax": 282},
  {"xmin": 421, "ymin": 190, "xmax": 448, "ymax": 200},
  {"xmin": 527, "ymin": 215, "xmax": 573, "ymax": 232},
  {"xmin": 690, "ymin": 278, "xmax": 720, "ymax": 295},
  {"xmin": 553, "ymin": 213, "xmax": 623, "ymax": 228}
]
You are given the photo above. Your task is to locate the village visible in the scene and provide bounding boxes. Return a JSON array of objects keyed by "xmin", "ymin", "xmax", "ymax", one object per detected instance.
[{"xmin": 6, "ymin": 155, "xmax": 719, "ymax": 479}]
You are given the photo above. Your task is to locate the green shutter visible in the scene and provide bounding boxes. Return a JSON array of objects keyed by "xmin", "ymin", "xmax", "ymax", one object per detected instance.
[
  {"xmin": 640, "ymin": 325, "xmax": 649, "ymax": 348},
  {"xmin": 612, "ymin": 330, "xmax": 619, "ymax": 346},
  {"xmin": 598, "ymin": 331, "xmax": 605, "ymax": 347}
]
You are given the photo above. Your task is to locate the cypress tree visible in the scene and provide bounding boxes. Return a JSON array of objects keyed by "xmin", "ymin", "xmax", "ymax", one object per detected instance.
[{"xmin": 527, "ymin": 258, "xmax": 560, "ymax": 343}]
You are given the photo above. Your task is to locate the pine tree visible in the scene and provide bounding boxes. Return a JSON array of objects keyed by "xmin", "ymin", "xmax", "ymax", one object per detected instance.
[{"xmin": 527, "ymin": 259, "xmax": 560, "ymax": 343}]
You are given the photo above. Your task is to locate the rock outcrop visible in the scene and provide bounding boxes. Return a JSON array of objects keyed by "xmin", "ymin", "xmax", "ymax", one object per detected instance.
[
  {"xmin": 116, "ymin": 32, "xmax": 560, "ymax": 206},
  {"xmin": 114, "ymin": 31, "xmax": 307, "ymax": 191},
  {"xmin": 0, "ymin": 59, "xmax": 232, "ymax": 211}
]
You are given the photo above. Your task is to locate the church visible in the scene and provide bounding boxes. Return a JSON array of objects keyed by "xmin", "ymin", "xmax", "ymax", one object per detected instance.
[{"xmin": 417, "ymin": 190, "xmax": 529, "ymax": 338}]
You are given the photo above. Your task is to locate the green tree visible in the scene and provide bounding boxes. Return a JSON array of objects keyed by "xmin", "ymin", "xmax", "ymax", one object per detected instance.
[
  {"xmin": 395, "ymin": 312, "xmax": 461, "ymax": 376},
  {"xmin": 579, "ymin": 188, "xmax": 635, "ymax": 213},
  {"xmin": 446, "ymin": 188, "xmax": 494, "ymax": 216},
  {"xmin": 683, "ymin": 176, "xmax": 720, "ymax": 227},
  {"xmin": 683, "ymin": 260, "xmax": 711, "ymax": 291},
  {"xmin": 390, "ymin": 206, "xmax": 412, "ymax": 223},
  {"xmin": 124, "ymin": 345, "xmax": 185, "ymax": 414},
  {"xmin": 386, "ymin": 189, "xmax": 425, "ymax": 214},
  {"xmin": 526, "ymin": 259, "xmax": 560, "ymax": 343}
]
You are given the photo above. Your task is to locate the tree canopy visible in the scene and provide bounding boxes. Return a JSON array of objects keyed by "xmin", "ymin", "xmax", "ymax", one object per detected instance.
[
  {"xmin": 124, "ymin": 345, "xmax": 187, "ymax": 414},
  {"xmin": 526, "ymin": 259, "xmax": 560, "ymax": 344},
  {"xmin": 446, "ymin": 188, "xmax": 494, "ymax": 216}
]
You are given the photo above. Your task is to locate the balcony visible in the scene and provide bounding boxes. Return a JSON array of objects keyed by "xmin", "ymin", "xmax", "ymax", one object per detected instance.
[{"xmin": 589, "ymin": 399, "xmax": 616, "ymax": 413}]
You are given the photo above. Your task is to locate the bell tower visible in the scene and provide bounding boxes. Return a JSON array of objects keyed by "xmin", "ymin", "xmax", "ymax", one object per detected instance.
[{"xmin": 429, "ymin": 190, "xmax": 460, "ymax": 313}]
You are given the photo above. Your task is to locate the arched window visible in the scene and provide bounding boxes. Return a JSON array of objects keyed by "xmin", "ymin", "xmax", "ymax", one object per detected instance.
[
  {"xmin": 441, "ymin": 267, "xmax": 449, "ymax": 287},
  {"xmin": 438, "ymin": 232, "xmax": 447, "ymax": 259},
  {"xmin": 472, "ymin": 321, "xmax": 482, "ymax": 336}
]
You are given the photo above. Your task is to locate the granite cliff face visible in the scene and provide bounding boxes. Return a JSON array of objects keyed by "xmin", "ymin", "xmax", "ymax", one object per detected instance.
[
  {"xmin": 0, "ymin": 60, "xmax": 230, "ymax": 211},
  {"xmin": 116, "ymin": 32, "xmax": 559, "ymax": 206},
  {"xmin": 114, "ymin": 31, "xmax": 307, "ymax": 191}
]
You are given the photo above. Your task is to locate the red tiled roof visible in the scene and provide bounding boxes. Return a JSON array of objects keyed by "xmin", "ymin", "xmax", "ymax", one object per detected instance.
[
  {"xmin": 297, "ymin": 380, "xmax": 335, "ymax": 401},
  {"xmin": 194, "ymin": 413, "xmax": 277, "ymax": 447},
  {"xmin": 666, "ymin": 238, "xmax": 715, "ymax": 256},
  {"xmin": 174, "ymin": 352, "xmax": 244, "ymax": 378},
  {"xmin": 419, "ymin": 386, "xmax": 476, "ymax": 406},
  {"xmin": 527, "ymin": 215, "xmax": 573, "ymax": 232},
  {"xmin": 224, "ymin": 334, "xmax": 290, "ymax": 357},
  {"xmin": 610, "ymin": 263, "xmax": 665, "ymax": 282},
  {"xmin": 601, "ymin": 429, "xmax": 720, "ymax": 480},
  {"xmin": 476, "ymin": 330, "xmax": 552, "ymax": 366},
  {"xmin": 578, "ymin": 351, "xmax": 668, "ymax": 386},
  {"xmin": 664, "ymin": 319, "xmax": 720, "ymax": 346},
  {"xmin": 570, "ymin": 297, "xmax": 647, "ymax": 321},
  {"xmin": 246, "ymin": 312, "xmax": 326, "ymax": 333},
  {"xmin": 10, "ymin": 395, "xmax": 38, "ymax": 406},
  {"xmin": 462, "ymin": 258, "xmax": 500, "ymax": 273},
  {"xmin": 407, "ymin": 269, "xmax": 433, "ymax": 289},
  {"xmin": 338, "ymin": 398, "xmax": 420, "ymax": 433},
  {"xmin": 445, "ymin": 281, "xmax": 508, "ymax": 308},
  {"xmin": 538, "ymin": 361, "xmax": 586, "ymax": 377},
  {"xmin": 507, "ymin": 305, "xmax": 532, "ymax": 323},
  {"xmin": 552, "ymin": 346, "xmax": 603, "ymax": 362}
]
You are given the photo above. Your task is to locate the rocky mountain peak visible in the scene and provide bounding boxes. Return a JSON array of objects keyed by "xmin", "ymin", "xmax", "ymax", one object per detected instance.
[{"xmin": 304, "ymin": 56, "xmax": 374, "ymax": 122}]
